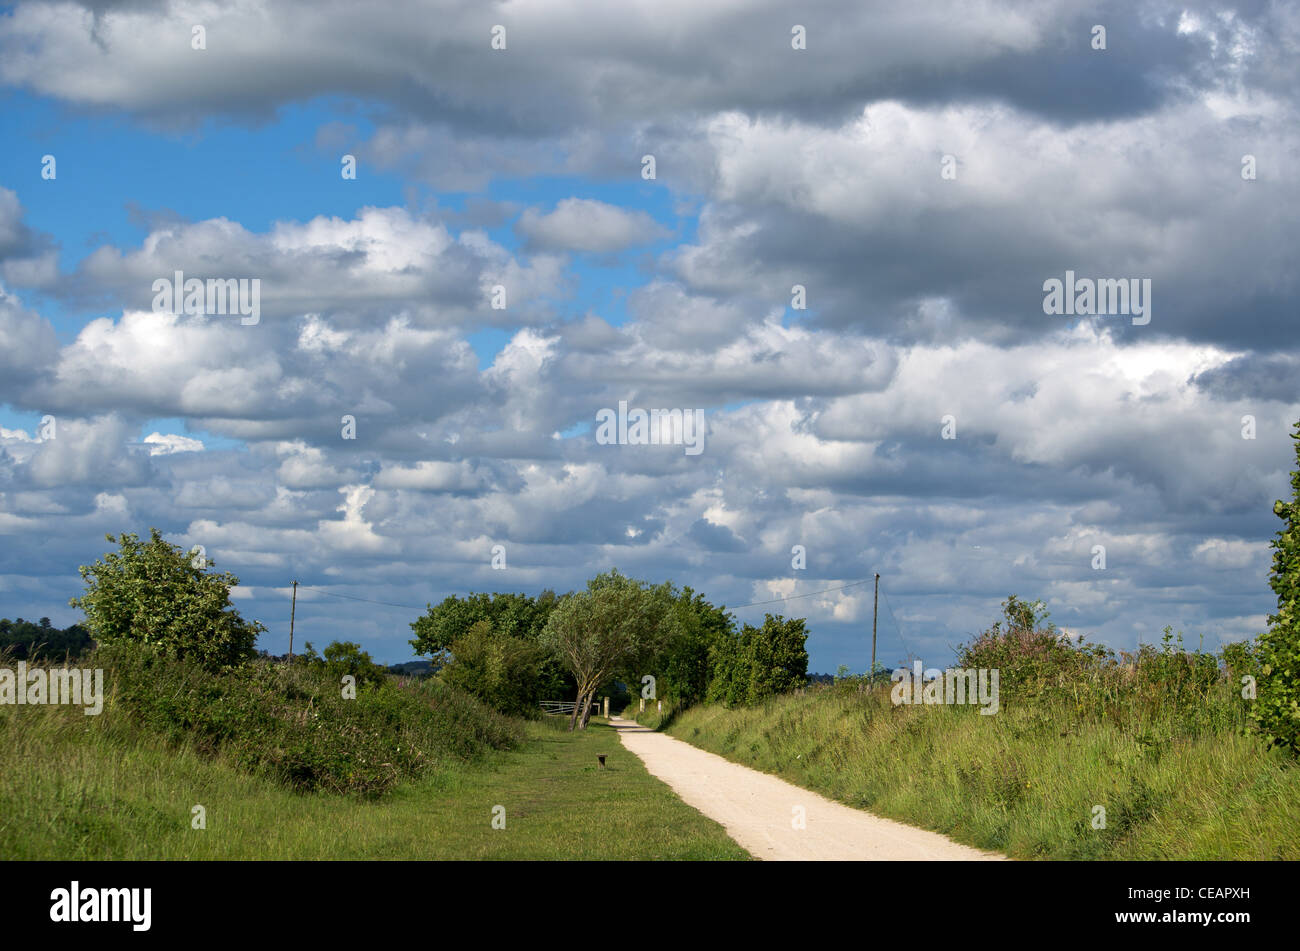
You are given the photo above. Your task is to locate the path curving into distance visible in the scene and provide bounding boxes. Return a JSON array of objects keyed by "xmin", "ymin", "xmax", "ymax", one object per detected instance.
[{"xmin": 609, "ymin": 716, "xmax": 1005, "ymax": 861}]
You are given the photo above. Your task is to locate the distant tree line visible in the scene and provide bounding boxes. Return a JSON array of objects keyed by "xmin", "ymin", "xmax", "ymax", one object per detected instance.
[
  {"xmin": 33, "ymin": 533, "xmax": 814, "ymax": 731},
  {"xmin": 0, "ymin": 616, "xmax": 94, "ymax": 660},
  {"xmin": 408, "ymin": 570, "xmax": 810, "ymax": 727}
]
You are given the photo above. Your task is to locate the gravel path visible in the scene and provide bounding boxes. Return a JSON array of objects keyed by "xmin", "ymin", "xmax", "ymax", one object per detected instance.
[{"xmin": 609, "ymin": 716, "xmax": 1005, "ymax": 861}]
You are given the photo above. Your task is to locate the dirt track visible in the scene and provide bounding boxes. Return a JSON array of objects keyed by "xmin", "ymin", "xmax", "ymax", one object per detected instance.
[{"xmin": 609, "ymin": 716, "xmax": 1005, "ymax": 861}]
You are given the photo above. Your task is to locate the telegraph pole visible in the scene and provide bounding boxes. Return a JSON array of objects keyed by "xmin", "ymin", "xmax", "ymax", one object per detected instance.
[
  {"xmin": 871, "ymin": 573, "xmax": 880, "ymax": 678},
  {"xmin": 288, "ymin": 580, "xmax": 298, "ymax": 663}
]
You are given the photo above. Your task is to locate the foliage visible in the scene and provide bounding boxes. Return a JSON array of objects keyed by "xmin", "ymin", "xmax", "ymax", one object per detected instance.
[
  {"xmin": 954, "ymin": 595, "xmax": 1240, "ymax": 737},
  {"xmin": 408, "ymin": 589, "xmax": 570, "ymax": 710},
  {"xmin": 645, "ymin": 586, "xmax": 734, "ymax": 708},
  {"xmin": 1254, "ymin": 420, "xmax": 1300, "ymax": 752},
  {"xmin": 0, "ymin": 616, "xmax": 94, "ymax": 661},
  {"xmin": 301, "ymin": 639, "xmax": 389, "ymax": 689},
  {"xmin": 540, "ymin": 569, "xmax": 677, "ymax": 728},
  {"xmin": 957, "ymin": 596, "xmax": 1109, "ymax": 700},
  {"xmin": 94, "ymin": 640, "xmax": 520, "ymax": 797},
  {"xmin": 69, "ymin": 529, "xmax": 264, "ymax": 673},
  {"xmin": 440, "ymin": 619, "xmax": 551, "ymax": 718},
  {"xmin": 706, "ymin": 613, "xmax": 809, "ymax": 705},
  {"xmin": 408, "ymin": 590, "xmax": 557, "ymax": 661},
  {"xmin": 740, "ymin": 614, "xmax": 809, "ymax": 702}
]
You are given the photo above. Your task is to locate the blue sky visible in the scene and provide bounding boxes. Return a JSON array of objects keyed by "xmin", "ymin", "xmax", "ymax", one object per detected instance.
[{"xmin": 1, "ymin": 0, "xmax": 1297, "ymax": 670}]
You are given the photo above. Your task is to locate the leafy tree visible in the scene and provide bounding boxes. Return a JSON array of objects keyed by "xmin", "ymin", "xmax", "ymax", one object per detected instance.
[
  {"xmin": 705, "ymin": 613, "xmax": 809, "ymax": 705},
  {"xmin": 705, "ymin": 627, "xmax": 747, "ymax": 706},
  {"xmin": 650, "ymin": 586, "xmax": 734, "ymax": 707},
  {"xmin": 540, "ymin": 570, "xmax": 677, "ymax": 729},
  {"xmin": 1254, "ymin": 420, "xmax": 1300, "ymax": 752},
  {"xmin": 440, "ymin": 619, "xmax": 550, "ymax": 717},
  {"xmin": 739, "ymin": 614, "xmax": 809, "ymax": 702},
  {"xmin": 302, "ymin": 639, "xmax": 389, "ymax": 689},
  {"xmin": 408, "ymin": 589, "xmax": 569, "ymax": 702},
  {"xmin": 70, "ymin": 529, "xmax": 264, "ymax": 672},
  {"xmin": 0, "ymin": 617, "xmax": 94, "ymax": 661},
  {"xmin": 408, "ymin": 590, "xmax": 557, "ymax": 659}
]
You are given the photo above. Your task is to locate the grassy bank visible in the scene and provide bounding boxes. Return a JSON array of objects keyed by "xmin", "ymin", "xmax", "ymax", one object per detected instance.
[
  {"xmin": 0, "ymin": 673, "xmax": 747, "ymax": 859},
  {"xmin": 632, "ymin": 685, "xmax": 1300, "ymax": 860}
]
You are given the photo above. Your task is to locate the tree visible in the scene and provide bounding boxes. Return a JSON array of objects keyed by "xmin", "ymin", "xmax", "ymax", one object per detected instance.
[
  {"xmin": 70, "ymin": 529, "xmax": 264, "ymax": 672},
  {"xmin": 440, "ymin": 619, "xmax": 550, "ymax": 717},
  {"xmin": 409, "ymin": 591, "xmax": 557, "ymax": 657},
  {"xmin": 302, "ymin": 639, "xmax": 388, "ymax": 689},
  {"xmin": 0, "ymin": 617, "xmax": 94, "ymax": 661},
  {"xmin": 408, "ymin": 589, "xmax": 568, "ymax": 700},
  {"xmin": 1254, "ymin": 420, "xmax": 1300, "ymax": 752},
  {"xmin": 650, "ymin": 586, "xmax": 734, "ymax": 708},
  {"xmin": 739, "ymin": 614, "xmax": 809, "ymax": 703},
  {"xmin": 540, "ymin": 570, "xmax": 677, "ymax": 730},
  {"xmin": 705, "ymin": 613, "xmax": 809, "ymax": 706}
]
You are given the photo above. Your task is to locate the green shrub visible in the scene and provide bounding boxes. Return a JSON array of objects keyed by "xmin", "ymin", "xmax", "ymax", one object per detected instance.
[
  {"xmin": 439, "ymin": 619, "xmax": 549, "ymax": 718},
  {"xmin": 705, "ymin": 613, "xmax": 809, "ymax": 706},
  {"xmin": 70, "ymin": 529, "xmax": 263, "ymax": 673},
  {"xmin": 957, "ymin": 596, "xmax": 1107, "ymax": 701},
  {"xmin": 1254, "ymin": 420, "xmax": 1300, "ymax": 752},
  {"xmin": 956, "ymin": 596, "xmax": 1240, "ymax": 737},
  {"xmin": 95, "ymin": 641, "xmax": 521, "ymax": 797}
]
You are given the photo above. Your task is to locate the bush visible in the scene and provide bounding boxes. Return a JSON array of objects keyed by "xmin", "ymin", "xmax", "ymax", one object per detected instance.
[
  {"xmin": 957, "ymin": 596, "xmax": 1105, "ymax": 700},
  {"xmin": 957, "ymin": 596, "xmax": 1238, "ymax": 737},
  {"xmin": 70, "ymin": 529, "xmax": 264, "ymax": 673},
  {"xmin": 95, "ymin": 640, "xmax": 521, "ymax": 797},
  {"xmin": 1254, "ymin": 420, "xmax": 1300, "ymax": 753},
  {"xmin": 651, "ymin": 587, "xmax": 733, "ymax": 708},
  {"xmin": 440, "ymin": 619, "xmax": 549, "ymax": 718}
]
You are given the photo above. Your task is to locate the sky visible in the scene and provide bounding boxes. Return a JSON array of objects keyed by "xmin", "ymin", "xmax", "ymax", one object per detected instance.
[{"xmin": 0, "ymin": 0, "xmax": 1296, "ymax": 670}]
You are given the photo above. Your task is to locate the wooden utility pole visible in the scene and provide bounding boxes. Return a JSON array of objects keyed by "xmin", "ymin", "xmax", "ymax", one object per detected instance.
[
  {"xmin": 288, "ymin": 580, "xmax": 298, "ymax": 662},
  {"xmin": 871, "ymin": 573, "xmax": 880, "ymax": 677}
]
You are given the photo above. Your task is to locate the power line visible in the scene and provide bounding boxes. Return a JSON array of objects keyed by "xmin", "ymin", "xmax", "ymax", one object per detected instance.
[
  {"xmin": 727, "ymin": 577, "xmax": 875, "ymax": 610},
  {"xmin": 300, "ymin": 587, "xmax": 426, "ymax": 610},
  {"xmin": 293, "ymin": 576, "xmax": 880, "ymax": 613},
  {"xmin": 878, "ymin": 587, "xmax": 917, "ymax": 663}
]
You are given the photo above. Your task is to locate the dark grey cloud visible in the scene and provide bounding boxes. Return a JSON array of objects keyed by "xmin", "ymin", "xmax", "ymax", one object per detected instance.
[{"xmin": 1192, "ymin": 352, "xmax": 1300, "ymax": 403}]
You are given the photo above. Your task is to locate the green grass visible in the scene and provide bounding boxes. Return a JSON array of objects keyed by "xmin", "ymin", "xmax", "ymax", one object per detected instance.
[
  {"xmin": 0, "ymin": 700, "xmax": 749, "ymax": 859},
  {"xmin": 632, "ymin": 685, "xmax": 1300, "ymax": 860}
]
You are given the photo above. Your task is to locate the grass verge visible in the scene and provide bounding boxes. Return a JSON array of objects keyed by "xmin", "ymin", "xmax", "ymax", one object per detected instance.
[
  {"xmin": 1, "ymin": 701, "xmax": 748, "ymax": 860},
  {"xmin": 631, "ymin": 687, "xmax": 1300, "ymax": 860}
]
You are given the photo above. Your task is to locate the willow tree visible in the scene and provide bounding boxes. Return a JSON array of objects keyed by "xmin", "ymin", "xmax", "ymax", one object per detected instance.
[{"xmin": 540, "ymin": 570, "xmax": 676, "ymax": 730}]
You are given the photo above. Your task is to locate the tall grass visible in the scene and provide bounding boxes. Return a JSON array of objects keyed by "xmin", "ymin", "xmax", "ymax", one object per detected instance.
[
  {"xmin": 650, "ymin": 683, "xmax": 1299, "ymax": 859},
  {"xmin": 635, "ymin": 603, "xmax": 1297, "ymax": 859}
]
